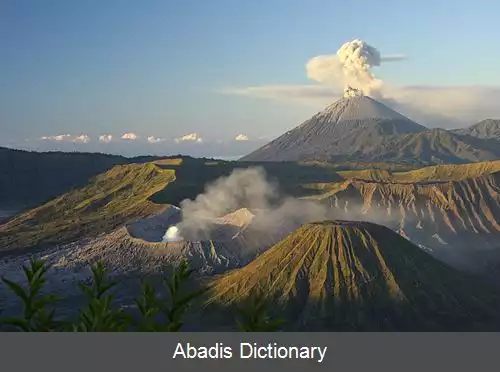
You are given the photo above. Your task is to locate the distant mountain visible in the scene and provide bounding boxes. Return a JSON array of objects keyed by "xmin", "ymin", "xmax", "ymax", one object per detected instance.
[
  {"xmin": 453, "ymin": 119, "xmax": 500, "ymax": 140},
  {"xmin": 241, "ymin": 92, "xmax": 500, "ymax": 164},
  {"xmin": 362, "ymin": 128, "xmax": 500, "ymax": 164},
  {"xmin": 207, "ymin": 220, "xmax": 500, "ymax": 331},
  {"xmin": 241, "ymin": 94, "xmax": 427, "ymax": 162}
]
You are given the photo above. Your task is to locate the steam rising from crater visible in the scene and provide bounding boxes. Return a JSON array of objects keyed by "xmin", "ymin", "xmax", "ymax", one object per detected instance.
[
  {"xmin": 172, "ymin": 167, "xmax": 404, "ymax": 241},
  {"xmin": 162, "ymin": 225, "xmax": 183, "ymax": 242}
]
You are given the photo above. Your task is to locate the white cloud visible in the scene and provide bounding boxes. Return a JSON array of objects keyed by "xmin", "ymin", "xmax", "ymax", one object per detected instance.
[
  {"xmin": 39, "ymin": 134, "xmax": 91, "ymax": 143},
  {"xmin": 99, "ymin": 134, "xmax": 113, "ymax": 143},
  {"xmin": 174, "ymin": 133, "xmax": 203, "ymax": 143},
  {"xmin": 235, "ymin": 134, "xmax": 249, "ymax": 141},
  {"xmin": 73, "ymin": 134, "xmax": 91, "ymax": 143},
  {"xmin": 147, "ymin": 136, "xmax": 165, "ymax": 144},
  {"xmin": 40, "ymin": 134, "xmax": 72, "ymax": 141},
  {"xmin": 121, "ymin": 132, "xmax": 138, "ymax": 140}
]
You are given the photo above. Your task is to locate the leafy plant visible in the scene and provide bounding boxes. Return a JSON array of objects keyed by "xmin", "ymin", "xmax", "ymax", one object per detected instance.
[
  {"xmin": 236, "ymin": 291, "xmax": 285, "ymax": 332},
  {"xmin": 135, "ymin": 261, "xmax": 207, "ymax": 331},
  {"xmin": 134, "ymin": 279, "xmax": 162, "ymax": 331},
  {"xmin": 72, "ymin": 261, "xmax": 131, "ymax": 332},
  {"xmin": 0, "ymin": 259, "xmax": 280, "ymax": 332},
  {"xmin": 0, "ymin": 259, "xmax": 63, "ymax": 331}
]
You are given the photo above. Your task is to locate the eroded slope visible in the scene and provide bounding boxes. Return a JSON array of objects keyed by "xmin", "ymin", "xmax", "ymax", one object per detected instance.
[
  {"xmin": 313, "ymin": 168, "xmax": 500, "ymax": 271},
  {"xmin": 208, "ymin": 221, "xmax": 500, "ymax": 331}
]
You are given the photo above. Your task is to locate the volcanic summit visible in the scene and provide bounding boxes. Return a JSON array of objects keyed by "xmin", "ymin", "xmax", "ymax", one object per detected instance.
[
  {"xmin": 208, "ymin": 220, "xmax": 500, "ymax": 331},
  {"xmin": 240, "ymin": 88, "xmax": 427, "ymax": 162}
]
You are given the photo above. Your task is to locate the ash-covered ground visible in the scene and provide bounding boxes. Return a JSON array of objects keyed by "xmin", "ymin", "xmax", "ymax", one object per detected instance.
[{"xmin": 0, "ymin": 202, "xmax": 316, "ymax": 318}]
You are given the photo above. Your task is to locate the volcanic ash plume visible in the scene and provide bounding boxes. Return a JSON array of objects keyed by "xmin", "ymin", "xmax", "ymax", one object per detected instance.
[
  {"xmin": 307, "ymin": 39, "xmax": 400, "ymax": 96},
  {"xmin": 337, "ymin": 39, "xmax": 382, "ymax": 93}
]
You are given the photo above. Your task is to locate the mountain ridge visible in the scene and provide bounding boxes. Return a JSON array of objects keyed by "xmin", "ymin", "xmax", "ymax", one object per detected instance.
[
  {"xmin": 241, "ymin": 96, "xmax": 500, "ymax": 164},
  {"xmin": 207, "ymin": 220, "xmax": 500, "ymax": 331},
  {"xmin": 241, "ymin": 95, "xmax": 427, "ymax": 162},
  {"xmin": 453, "ymin": 119, "xmax": 500, "ymax": 139}
]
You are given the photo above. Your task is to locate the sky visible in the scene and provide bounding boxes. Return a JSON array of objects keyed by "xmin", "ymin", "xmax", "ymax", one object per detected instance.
[{"xmin": 2, "ymin": 0, "xmax": 500, "ymax": 157}]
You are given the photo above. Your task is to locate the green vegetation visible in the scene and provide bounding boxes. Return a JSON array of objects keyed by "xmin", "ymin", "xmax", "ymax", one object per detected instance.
[
  {"xmin": 0, "ymin": 158, "xmax": 344, "ymax": 252},
  {"xmin": 0, "ymin": 259, "xmax": 283, "ymax": 332},
  {"xmin": 4, "ymin": 155, "xmax": 500, "ymax": 257},
  {"xmin": 393, "ymin": 160, "xmax": 500, "ymax": 182},
  {"xmin": 208, "ymin": 221, "xmax": 500, "ymax": 331},
  {"xmin": 337, "ymin": 160, "xmax": 500, "ymax": 182},
  {"xmin": 235, "ymin": 291, "xmax": 285, "ymax": 332},
  {"xmin": 0, "ymin": 163, "xmax": 176, "ymax": 252},
  {"xmin": 298, "ymin": 160, "xmax": 418, "ymax": 172},
  {"xmin": 0, "ymin": 259, "xmax": 63, "ymax": 331}
]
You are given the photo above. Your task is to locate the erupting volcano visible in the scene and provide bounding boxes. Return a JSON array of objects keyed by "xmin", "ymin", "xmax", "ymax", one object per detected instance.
[{"xmin": 240, "ymin": 92, "xmax": 426, "ymax": 162}]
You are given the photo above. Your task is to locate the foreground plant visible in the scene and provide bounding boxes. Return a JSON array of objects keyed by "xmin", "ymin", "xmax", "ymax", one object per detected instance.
[
  {"xmin": 0, "ymin": 259, "xmax": 280, "ymax": 332},
  {"xmin": 72, "ymin": 261, "xmax": 131, "ymax": 332},
  {"xmin": 135, "ymin": 261, "xmax": 207, "ymax": 331},
  {"xmin": 0, "ymin": 259, "xmax": 63, "ymax": 331},
  {"xmin": 236, "ymin": 291, "xmax": 285, "ymax": 332}
]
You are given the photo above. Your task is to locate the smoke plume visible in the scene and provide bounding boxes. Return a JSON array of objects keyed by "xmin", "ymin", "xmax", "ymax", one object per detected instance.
[
  {"xmin": 174, "ymin": 167, "xmax": 406, "ymax": 241},
  {"xmin": 177, "ymin": 167, "xmax": 279, "ymax": 238},
  {"xmin": 306, "ymin": 39, "xmax": 404, "ymax": 97}
]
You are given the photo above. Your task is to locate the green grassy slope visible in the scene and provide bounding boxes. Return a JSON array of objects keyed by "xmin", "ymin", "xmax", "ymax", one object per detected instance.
[
  {"xmin": 6, "ymin": 155, "xmax": 500, "ymax": 257},
  {"xmin": 0, "ymin": 158, "xmax": 347, "ymax": 253},
  {"xmin": 337, "ymin": 160, "xmax": 500, "ymax": 183},
  {"xmin": 208, "ymin": 221, "xmax": 500, "ymax": 331},
  {"xmin": 0, "ymin": 163, "xmax": 175, "ymax": 253}
]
